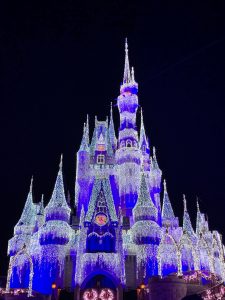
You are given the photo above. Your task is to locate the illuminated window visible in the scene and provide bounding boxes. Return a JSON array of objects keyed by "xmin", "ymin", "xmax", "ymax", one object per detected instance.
[
  {"xmin": 126, "ymin": 139, "xmax": 132, "ymax": 148},
  {"xmin": 97, "ymin": 154, "xmax": 105, "ymax": 164}
]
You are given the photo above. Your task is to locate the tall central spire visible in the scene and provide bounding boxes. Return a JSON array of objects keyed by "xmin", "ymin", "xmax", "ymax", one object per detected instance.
[{"xmin": 123, "ymin": 38, "xmax": 131, "ymax": 84}]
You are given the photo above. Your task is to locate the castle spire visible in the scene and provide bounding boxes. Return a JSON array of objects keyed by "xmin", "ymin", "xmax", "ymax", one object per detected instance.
[
  {"xmin": 133, "ymin": 173, "xmax": 157, "ymax": 222},
  {"xmin": 123, "ymin": 38, "xmax": 131, "ymax": 84},
  {"xmin": 196, "ymin": 197, "xmax": 200, "ymax": 212},
  {"xmin": 59, "ymin": 153, "xmax": 63, "ymax": 170},
  {"xmin": 16, "ymin": 177, "xmax": 36, "ymax": 226},
  {"xmin": 79, "ymin": 122, "xmax": 89, "ymax": 151},
  {"xmin": 152, "ymin": 147, "xmax": 159, "ymax": 169},
  {"xmin": 45, "ymin": 154, "xmax": 70, "ymax": 221},
  {"xmin": 139, "ymin": 107, "xmax": 148, "ymax": 149},
  {"xmin": 86, "ymin": 114, "xmax": 90, "ymax": 145},
  {"xmin": 38, "ymin": 194, "xmax": 45, "ymax": 215},
  {"xmin": 131, "ymin": 66, "xmax": 135, "ymax": 82},
  {"xmin": 162, "ymin": 179, "xmax": 175, "ymax": 220},
  {"xmin": 183, "ymin": 194, "xmax": 195, "ymax": 238}
]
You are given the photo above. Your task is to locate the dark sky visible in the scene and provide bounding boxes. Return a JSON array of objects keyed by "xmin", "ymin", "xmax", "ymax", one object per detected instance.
[{"xmin": 0, "ymin": 0, "xmax": 225, "ymax": 276}]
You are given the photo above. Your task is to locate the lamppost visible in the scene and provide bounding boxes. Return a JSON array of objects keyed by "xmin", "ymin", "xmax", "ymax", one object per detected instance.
[
  {"xmin": 51, "ymin": 283, "xmax": 57, "ymax": 300},
  {"xmin": 137, "ymin": 283, "xmax": 146, "ymax": 300}
]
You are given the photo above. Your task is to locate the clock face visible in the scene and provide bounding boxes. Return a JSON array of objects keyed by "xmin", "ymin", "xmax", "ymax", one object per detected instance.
[{"xmin": 95, "ymin": 213, "xmax": 108, "ymax": 226}]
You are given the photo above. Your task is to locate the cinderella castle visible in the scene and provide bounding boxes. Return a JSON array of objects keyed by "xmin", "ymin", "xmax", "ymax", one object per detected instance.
[{"xmin": 6, "ymin": 41, "xmax": 225, "ymax": 300}]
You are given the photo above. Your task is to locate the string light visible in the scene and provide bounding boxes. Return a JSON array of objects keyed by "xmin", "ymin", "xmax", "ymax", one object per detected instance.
[{"xmin": 6, "ymin": 39, "xmax": 225, "ymax": 297}]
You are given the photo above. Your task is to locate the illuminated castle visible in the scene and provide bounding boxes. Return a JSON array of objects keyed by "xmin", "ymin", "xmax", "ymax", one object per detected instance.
[{"xmin": 6, "ymin": 41, "xmax": 225, "ymax": 300}]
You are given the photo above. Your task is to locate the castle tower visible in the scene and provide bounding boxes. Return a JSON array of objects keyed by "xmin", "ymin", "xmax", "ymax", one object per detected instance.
[
  {"xmin": 37, "ymin": 155, "xmax": 73, "ymax": 294},
  {"xmin": 8, "ymin": 177, "xmax": 36, "ymax": 256},
  {"xmin": 75, "ymin": 120, "xmax": 91, "ymax": 215},
  {"xmin": 131, "ymin": 174, "xmax": 161, "ymax": 282},
  {"xmin": 116, "ymin": 39, "xmax": 141, "ymax": 216}
]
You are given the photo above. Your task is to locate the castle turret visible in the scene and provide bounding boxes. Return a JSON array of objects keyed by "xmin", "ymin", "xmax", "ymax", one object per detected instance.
[
  {"xmin": 196, "ymin": 199, "xmax": 209, "ymax": 236},
  {"xmin": 133, "ymin": 173, "xmax": 157, "ymax": 223},
  {"xmin": 116, "ymin": 39, "xmax": 141, "ymax": 216},
  {"xmin": 131, "ymin": 174, "xmax": 161, "ymax": 281},
  {"xmin": 40, "ymin": 155, "xmax": 72, "ymax": 245},
  {"xmin": 8, "ymin": 177, "xmax": 36, "ymax": 255},
  {"xmin": 183, "ymin": 195, "xmax": 196, "ymax": 240},
  {"xmin": 75, "ymin": 122, "xmax": 91, "ymax": 215},
  {"xmin": 161, "ymin": 180, "xmax": 178, "ymax": 228}
]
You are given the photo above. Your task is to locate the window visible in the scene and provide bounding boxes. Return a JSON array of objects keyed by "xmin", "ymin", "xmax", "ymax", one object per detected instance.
[
  {"xmin": 121, "ymin": 140, "xmax": 125, "ymax": 148},
  {"xmin": 126, "ymin": 139, "xmax": 132, "ymax": 148},
  {"xmin": 142, "ymin": 145, "xmax": 146, "ymax": 152},
  {"xmin": 97, "ymin": 154, "xmax": 105, "ymax": 164}
]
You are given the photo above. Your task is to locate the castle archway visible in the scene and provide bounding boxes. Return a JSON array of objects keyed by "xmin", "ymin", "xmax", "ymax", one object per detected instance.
[{"xmin": 81, "ymin": 271, "xmax": 118, "ymax": 300}]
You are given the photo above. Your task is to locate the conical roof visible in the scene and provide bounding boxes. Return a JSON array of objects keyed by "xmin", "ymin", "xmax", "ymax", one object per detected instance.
[
  {"xmin": 79, "ymin": 122, "xmax": 89, "ymax": 151},
  {"xmin": 45, "ymin": 155, "xmax": 71, "ymax": 221},
  {"xmin": 133, "ymin": 173, "xmax": 157, "ymax": 222},
  {"xmin": 183, "ymin": 195, "xmax": 196, "ymax": 238},
  {"xmin": 162, "ymin": 179, "xmax": 175, "ymax": 220},
  {"xmin": 16, "ymin": 177, "xmax": 36, "ymax": 226},
  {"xmin": 139, "ymin": 108, "xmax": 148, "ymax": 149}
]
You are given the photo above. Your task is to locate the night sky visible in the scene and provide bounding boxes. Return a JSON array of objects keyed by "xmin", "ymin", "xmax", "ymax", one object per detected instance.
[{"xmin": 0, "ymin": 0, "xmax": 225, "ymax": 276}]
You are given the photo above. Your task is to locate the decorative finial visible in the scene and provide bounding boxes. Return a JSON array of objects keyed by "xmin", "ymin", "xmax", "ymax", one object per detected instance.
[
  {"xmin": 140, "ymin": 107, "xmax": 143, "ymax": 122},
  {"xmin": 39, "ymin": 194, "xmax": 44, "ymax": 212},
  {"xmin": 131, "ymin": 66, "xmax": 135, "ymax": 82},
  {"xmin": 83, "ymin": 122, "xmax": 86, "ymax": 134},
  {"xmin": 125, "ymin": 37, "xmax": 128, "ymax": 53},
  {"xmin": 196, "ymin": 197, "xmax": 200, "ymax": 212},
  {"xmin": 59, "ymin": 154, "xmax": 63, "ymax": 170},
  {"xmin": 30, "ymin": 176, "xmax": 33, "ymax": 192},
  {"xmin": 163, "ymin": 179, "xmax": 167, "ymax": 193},
  {"xmin": 153, "ymin": 146, "xmax": 156, "ymax": 159},
  {"xmin": 110, "ymin": 102, "xmax": 113, "ymax": 115},
  {"xmin": 86, "ymin": 114, "xmax": 89, "ymax": 127},
  {"xmin": 123, "ymin": 38, "xmax": 131, "ymax": 83},
  {"xmin": 183, "ymin": 194, "xmax": 187, "ymax": 211}
]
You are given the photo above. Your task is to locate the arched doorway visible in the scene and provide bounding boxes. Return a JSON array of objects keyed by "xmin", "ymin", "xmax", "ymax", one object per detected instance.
[{"xmin": 81, "ymin": 273, "xmax": 117, "ymax": 300}]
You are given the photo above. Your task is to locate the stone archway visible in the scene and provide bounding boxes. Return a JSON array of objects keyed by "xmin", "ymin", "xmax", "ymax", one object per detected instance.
[{"xmin": 80, "ymin": 271, "xmax": 121, "ymax": 300}]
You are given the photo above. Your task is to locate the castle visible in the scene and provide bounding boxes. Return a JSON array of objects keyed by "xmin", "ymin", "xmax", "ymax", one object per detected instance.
[{"xmin": 6, "ymin": 41, "xmax": 225, "ymax": 300}]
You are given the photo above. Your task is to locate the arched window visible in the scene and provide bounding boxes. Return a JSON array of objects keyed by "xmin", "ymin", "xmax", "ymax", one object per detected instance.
[
  {"xmin": 97, "ymin": 154, "xmax": 105, "ymax": 164},
  {"xmin": 142, "ymin": 145, "xmax": 146, "ymax": 152},
  {"xmin": 121, "ymin": 140, "xmax": 125, "ymax": 148},
  {"xmin": 126, "ymin": 140, "xmax": 132, "ymax": 148}
]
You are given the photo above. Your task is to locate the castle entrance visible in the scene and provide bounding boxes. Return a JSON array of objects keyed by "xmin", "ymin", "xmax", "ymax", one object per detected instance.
[{"xmin": 81, "ymin": 275, "xmax": 117, "ymax": 300}]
